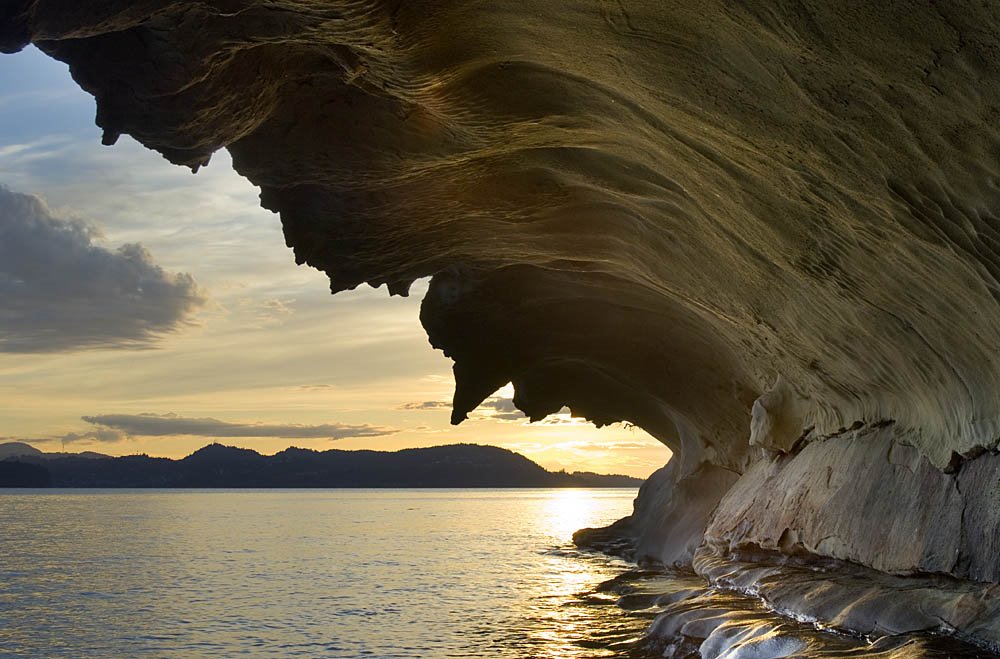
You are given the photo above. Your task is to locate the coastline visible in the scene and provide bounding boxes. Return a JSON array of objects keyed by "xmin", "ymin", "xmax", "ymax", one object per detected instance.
[{"xmin": 577, "ymin": 494, "xmax": 1000, "ymax": 658}]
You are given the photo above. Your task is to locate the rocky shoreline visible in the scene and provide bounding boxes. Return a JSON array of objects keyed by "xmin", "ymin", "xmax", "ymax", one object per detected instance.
[
  {"xmin": 578, "ymin": 422, "xmax": 1000, "ymax": 654},
  {"xmin": 580, "ymin": 547, "xmax": 999, "ymax": 657}
]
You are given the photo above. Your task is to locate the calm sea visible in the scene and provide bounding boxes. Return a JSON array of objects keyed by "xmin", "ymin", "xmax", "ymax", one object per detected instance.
[{"xmin": 0, "ymin": 488, "xmax": 647, "ymax": 658}]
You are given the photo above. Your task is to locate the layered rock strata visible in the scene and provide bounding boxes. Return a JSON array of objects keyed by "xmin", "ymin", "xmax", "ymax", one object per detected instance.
[{"xmin": 6, "ymin": 0, "xmax": 1000, "ymax": 648}]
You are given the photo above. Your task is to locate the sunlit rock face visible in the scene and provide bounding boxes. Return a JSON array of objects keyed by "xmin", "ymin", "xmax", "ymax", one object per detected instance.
[{"xmin": 8, "ymin": 0, "xmax": 1000, "ymax": 647}]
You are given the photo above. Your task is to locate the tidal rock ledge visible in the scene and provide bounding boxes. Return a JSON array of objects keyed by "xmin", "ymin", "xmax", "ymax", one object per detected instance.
[{"xmin": 6, "ymin": 1, "xmax": 1000, "ymax": 649}]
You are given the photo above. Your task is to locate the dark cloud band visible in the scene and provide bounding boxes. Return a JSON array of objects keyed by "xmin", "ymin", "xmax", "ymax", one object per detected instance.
[
  {"xmin": 0, "ymin": 185, "xmax": 204, "ymax": 352},
  {"xmin": 81, "ymin": 412, "xmax": 395, "ymax": 440}
]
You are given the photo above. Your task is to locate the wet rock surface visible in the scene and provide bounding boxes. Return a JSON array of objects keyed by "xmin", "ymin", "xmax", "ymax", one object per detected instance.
[{"xmin": 597, "ymin": 567, "xmax": 999, "ymax": 658}]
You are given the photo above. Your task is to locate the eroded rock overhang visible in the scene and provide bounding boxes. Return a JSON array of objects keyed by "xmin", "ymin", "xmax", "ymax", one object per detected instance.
[{"xmin": 7, "ymin": 0, "xmax": 1000, "ymax": 626}]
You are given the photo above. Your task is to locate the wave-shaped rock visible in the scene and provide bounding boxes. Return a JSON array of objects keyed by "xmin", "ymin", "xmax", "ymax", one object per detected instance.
[{"xmin": 7, "ymin": 1, "xmax": 1000, "ymax": 650}]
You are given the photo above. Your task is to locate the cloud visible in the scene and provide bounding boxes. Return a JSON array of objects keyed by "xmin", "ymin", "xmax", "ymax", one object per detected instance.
[
  {"xmin": 0, "ymin": 185, "xmax": 205, "ymax": 352},
  {"xmin": 399, "ymin": 400, "xmax": 451, "ymax": 410},
  {"xmin": 237, "ymin": 296, "xmax": 295, "ymax": 326},
  {"xmin": 548, "ymin": 439, "xmax": 664, "ymax": 452},
  {"xmin": 401, "ymin": 396, "xmax": 530, "ymax": 421},
  {"xmin": 478, "ymin": 397, "xmax": 527, "ymax": 421},
  {"xmin": 258, "ymin": 298, "xmax": 294, "ymax": 320},
  {"xmin": 0, "ymin": 88, "xmax": 80, "ymax": 111},
  {"xmin": 535, "ymin": 413, "xmax": 591, "ymax": 426},
  {"xmin": 60, "ymin": 428, "xmax": 126, "ymax": 444},
  {"xmin": 81, "ymin": 413, "xmax": 395, "ymax": 440}
]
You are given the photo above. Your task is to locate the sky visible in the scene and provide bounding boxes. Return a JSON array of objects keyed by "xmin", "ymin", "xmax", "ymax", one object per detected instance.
[{"xmin": 0, "ymin": 46, "xmax": 670, "ymax": 478}]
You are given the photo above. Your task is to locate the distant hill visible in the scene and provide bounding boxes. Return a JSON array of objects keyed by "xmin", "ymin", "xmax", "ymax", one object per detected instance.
[
  {"xmin": 0, "ymin": 442, "xmax": 43, "ymax": 460},
  {"xmin": 0, "ymin": 442, "xmax": 643, "ymax": 488},
  {"xmin": 0, "ymin": 442, "xmax": 109, "ymax": 461},
  {"xmin": 0, "ymin": 461, "xmax": 50, "ymax": 487}
]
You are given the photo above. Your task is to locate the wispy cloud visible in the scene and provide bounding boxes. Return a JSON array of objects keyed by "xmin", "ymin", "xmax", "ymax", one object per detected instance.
[
  {"xmin": 0, "ymin": 136, "xmax": 73, "ymax": 159},
  {"xmin": 60, "ymin": 428, "xmax": 126, "ymax": 444},
  {"xmin": 0, "ymin": 88, "xmax": 81, "ymax": 110},
  {"xmin": 542, "ymin": 439, "xmax": 664, "ymax": 452},
  {"xmin": 477, "ymin": 397, "xmax": 526, "ymax": 421},
  {"xmin": 257, "ymin": 298, "xmax": 294, "ymax": 323},
  {"xmin": 399, "ymin": 400, "xmax": 451, "ymax": 410},
  {"xmin": 401, "ymin": 396, "xmax": 529, "ymax": 421},
  {"xmin": 81, "ymin": 413, "xmax": 396, "ymax": 440},
  {"xmin": 0, "ymin": 186, "xmax": 205, "ymax": 352}
]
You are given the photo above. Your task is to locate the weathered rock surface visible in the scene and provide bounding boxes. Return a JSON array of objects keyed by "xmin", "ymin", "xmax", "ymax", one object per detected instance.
[
  {"xmin": 7, "ymin": 0, "xmax": 1000, "ymax": 649},
  {"xmin": 693, "ymin": 546, "xmax": 1000, "ymax": 651},
  {"xmin": 707, "ymin": 424, "xmax": 972, "ymax": 577},
  {"xmin": 599, "ymin": 568, "xmax": 995, "ymax": 657}
]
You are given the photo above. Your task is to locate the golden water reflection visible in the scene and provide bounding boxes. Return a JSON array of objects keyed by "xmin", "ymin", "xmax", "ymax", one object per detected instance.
[
  {"xmin": 520, "ymin": 489, "xmax": 651, "ymax": 658},
  {"xmin": 0, "ymin": 488, "xmax": 649, "ymax": 658},
  {"xmin": 543, "ymin": 488, "xmax": 609, "ymax": 542}
]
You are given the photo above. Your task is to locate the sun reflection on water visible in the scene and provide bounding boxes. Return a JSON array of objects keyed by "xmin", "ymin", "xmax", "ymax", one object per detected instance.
[
  {"xmin": 519, "ymin": 489, "xmax": 650, "ymax": 658},
  {"xmin": 1, "ymin": 489, "xmax": 651, "ymax": 658},
  {"xmin": 543, "ymin": 489, "xmax": 607, "ymax": 544}
]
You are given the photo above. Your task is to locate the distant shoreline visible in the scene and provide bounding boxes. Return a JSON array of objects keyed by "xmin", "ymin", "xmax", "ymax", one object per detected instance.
[
  {"xmin": 0, "ymin": 442, "xmax": 645, "ymax": 489},
  {"xmin": 0, "ymin": 485, "xmax": 640, "ymax": 490}
]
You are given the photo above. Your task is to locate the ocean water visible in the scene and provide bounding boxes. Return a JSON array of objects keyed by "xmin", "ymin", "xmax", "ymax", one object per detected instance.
[
  {"xmin": 4, "ymin": 488, "xmax": 993, "ymax": 659},
  {"xmin": 0, "ymin": 488, "xmax": 648, "ymax": 658}
]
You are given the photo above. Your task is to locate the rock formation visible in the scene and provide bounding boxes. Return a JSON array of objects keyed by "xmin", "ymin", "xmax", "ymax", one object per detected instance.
[{"xmin": 6, "ymin": 0, "xmax": 1000, "ymax": 650}]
